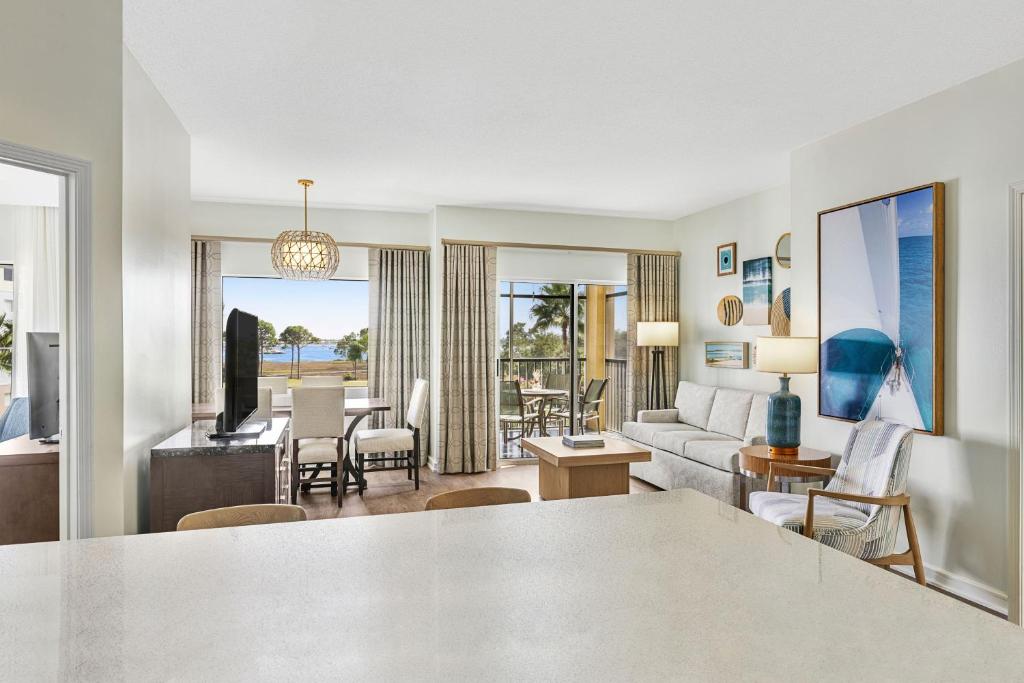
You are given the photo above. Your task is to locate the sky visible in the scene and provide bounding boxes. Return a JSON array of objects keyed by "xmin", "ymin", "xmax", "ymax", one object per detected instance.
[
  {"xmin": 896, "ymin": 186, "xmax": 935, "ymax": 238},
  {"xmin": 222, "ymin": 277, "xmax": 368, "ymax": 340}
]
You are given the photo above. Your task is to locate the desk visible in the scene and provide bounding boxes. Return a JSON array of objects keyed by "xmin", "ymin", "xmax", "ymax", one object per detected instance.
[
  {"xmin": 149, "ymin": 418, "xmax": 290, "ymax": 533},
  {"xmin": 0, "ymin": 434, "xmax": 59, "ymax": 544},
  {"xmin": 2, "ymin": 488, "xmax": 1022, "ymax": 679}
]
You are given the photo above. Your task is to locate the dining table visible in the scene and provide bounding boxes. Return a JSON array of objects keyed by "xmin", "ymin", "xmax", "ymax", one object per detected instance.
[{"xmin": 519, "ymin": 387, "xmax": 569, "ymax": 435}]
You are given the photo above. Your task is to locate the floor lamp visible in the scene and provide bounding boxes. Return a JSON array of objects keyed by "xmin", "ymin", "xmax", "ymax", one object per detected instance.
[{"xmin": 637, "ymin": 321, "xmax": 679, "ymax": 410}]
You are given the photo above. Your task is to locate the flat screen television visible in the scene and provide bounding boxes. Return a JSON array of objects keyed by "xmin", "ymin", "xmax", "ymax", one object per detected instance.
[
  {"xmin": 218, "ymin": 308, "xmax": 260, "ymax": 435},
  {"xmin": 27, "ymin": 332, "xmax": 59, "ymax": 442}
]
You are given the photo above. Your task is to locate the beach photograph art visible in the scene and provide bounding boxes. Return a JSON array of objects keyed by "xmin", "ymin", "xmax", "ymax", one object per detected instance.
[
  {"xmin": 705, "ymin": 341, "xmax": 748, "ymax": 369},
  {"xmin": 818, "ymin": 183, "xmax": 944, "ymax": 434},
  {"xmin": 742, "ymin": 257, "xmax": 772, "ymax": 325}
]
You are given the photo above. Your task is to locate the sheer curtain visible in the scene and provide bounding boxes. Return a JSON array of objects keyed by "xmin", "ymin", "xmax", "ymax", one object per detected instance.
[
  {"xmin": 191, "ymin": 240, "xmax": 222, "ymax": 404},
  {"xmin": 368, "ymin": 247, "xmax": 430, "ymax": 463},
  {"xmin": 437, "ymin": 243, "xmax": 497, "ymax": 473},
  {"xmin": 11, "ymin": 207, "xmax": 61, "ymax": 396},
  {"xmin": 626, "ymin": 253, "xmax": 679, "ymax": 419}
]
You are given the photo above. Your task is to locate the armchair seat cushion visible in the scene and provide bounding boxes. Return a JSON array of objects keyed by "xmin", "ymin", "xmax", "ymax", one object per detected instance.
[
  {"xmin": 354, "ymin": 428, "xmax": 414, "ymax": 454},
  {"xmin": 652, "ymin": 430, "xmax": 736, "ymax": 458},
  {"xmin": 297, "ymin": 437, "xmax": 341, "ymax": 464},
  {"xmin": 621, "ymin": 421, "xmax": 698, "ymax": 446},
  {"xmin": 749, "ymin": 491, "xmax": 869, "ymax": 534}
]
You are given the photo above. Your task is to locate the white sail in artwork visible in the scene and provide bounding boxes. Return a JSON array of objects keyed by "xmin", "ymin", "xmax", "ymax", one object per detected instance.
[
  {"xmin": 857, "ymin": 198, "xmax": 901, "ymax": 345},
  {"xmin": 819, "ymin": 208, "xmax": 882, "ymax": 341}
]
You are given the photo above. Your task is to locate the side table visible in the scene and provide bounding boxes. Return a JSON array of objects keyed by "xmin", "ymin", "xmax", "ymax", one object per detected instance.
[{"xmin": 737, "ymin": 445, "xmax": 833, "ymax": 510}]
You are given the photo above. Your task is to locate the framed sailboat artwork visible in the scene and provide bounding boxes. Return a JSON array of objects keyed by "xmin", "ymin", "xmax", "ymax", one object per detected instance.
[{"xmin": 817, "ymin": 183, "xmax": 944, "ymax": 435}]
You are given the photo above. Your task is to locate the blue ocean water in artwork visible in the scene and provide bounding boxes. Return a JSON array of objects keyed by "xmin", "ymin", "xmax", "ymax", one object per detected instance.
[
  {"xmin": 899, "ymin": 234, "xmax": 933, "ymax": 431},
  {"xmin": 742, "ymin": 257, "xmax": 772, "ymax": 306},
  {"xmin": 820, "ymin": 329, "xmax": 894, "ymax": 421}
]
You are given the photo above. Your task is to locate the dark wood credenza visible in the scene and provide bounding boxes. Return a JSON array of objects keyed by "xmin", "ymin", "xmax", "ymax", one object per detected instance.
[
  {"xmin": 149, "ymin": 418, "xmax": 291, "ymax": 533},
  {"xmin": 0, "ymin": 434, "xmax": 60, "ymax": 545}
]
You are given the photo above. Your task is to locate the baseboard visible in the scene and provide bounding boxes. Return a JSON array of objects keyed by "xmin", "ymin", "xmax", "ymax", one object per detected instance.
[{"xmin": 892, "ymin": 563, "xmax": 1008, "ymax": 617}]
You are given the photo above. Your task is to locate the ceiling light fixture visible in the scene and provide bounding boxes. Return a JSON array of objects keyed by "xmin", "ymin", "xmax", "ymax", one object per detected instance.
[{"xmin": 271, "ymin": 178, "xmax": 340, "ymax": 280}]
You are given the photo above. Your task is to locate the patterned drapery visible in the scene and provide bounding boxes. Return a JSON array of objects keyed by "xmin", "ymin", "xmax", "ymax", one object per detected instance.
[
  {"xmin": 437, "ymin": 243, "xmax": 497, "ymax": 473},
  {"xmin": 626, "ymin": 253, "xmax": 679, "ymax": 419},
  {"xmin": 368, "ymin": 248, "xmax": 431, "ymax": 463},
  {"xmin": 191, "ymin": 240, "xmax": 222, "ymax": 404}
]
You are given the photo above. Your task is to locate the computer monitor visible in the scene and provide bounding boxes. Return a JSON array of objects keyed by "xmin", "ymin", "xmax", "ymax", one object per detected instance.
[{"xmin": 27, "ymin": 332, "xmax": 59, "ymax": 442}]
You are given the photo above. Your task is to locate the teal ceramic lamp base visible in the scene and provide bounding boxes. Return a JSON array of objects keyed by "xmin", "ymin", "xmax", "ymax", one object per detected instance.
[{"xmin": 766, "ymin": 375, "xmax": 801, "ymax": 456}]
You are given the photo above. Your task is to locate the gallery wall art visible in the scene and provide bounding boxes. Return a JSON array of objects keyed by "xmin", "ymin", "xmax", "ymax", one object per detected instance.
[
  {"xmin": 717, "ymin": 242, "xmax": 736, "ymax": 276},
  {"xmin": 770, "ymin": 287, "xmax": 791, "ymax": 336},
  {"xmin": 742, "ymin": 257, "xmax": 772, "ymax": 325},
  {"xmin": 717, "ymin": 295, "xmax": 743, "ymax": 326},
  {"xmin": 818, "ymin": 183, "xmax": 944, "ymax": 435},
  {"xmin": 705, "ymin": 341, "xmax": 748, "ymax": 369}
]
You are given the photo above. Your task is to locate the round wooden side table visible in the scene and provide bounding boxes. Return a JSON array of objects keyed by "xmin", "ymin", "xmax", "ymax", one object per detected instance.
[{"xmin": 737, "ymin": 445, "xmax": 833, "ymax": 510}]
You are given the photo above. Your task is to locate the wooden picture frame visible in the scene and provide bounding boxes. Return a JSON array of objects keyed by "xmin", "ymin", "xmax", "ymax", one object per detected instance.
[
  {"xmin": 817, "ymin": 182, "xmax": 944, "ymax": 435},
  {"xmin": 704, "ymin": 341, "xmax": 749, "ymax": 369},
  {"xmin": 717, "ymin": 242, "xmax": 736, "ymax": 276}
]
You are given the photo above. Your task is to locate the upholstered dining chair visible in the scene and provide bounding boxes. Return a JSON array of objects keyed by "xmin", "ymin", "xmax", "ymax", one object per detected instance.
[
  {"xmin": 424, "ymin": 487, "xmax": 531, "ymax": 511},
  {"xmin": 177, "ymin": 504, "xmax": 306, "ymax": 531},
  {"xmin": 290, "ymin": 386, "xmax": 346, "ymax": 508},
  {"xmin": 254, "ymin": 386, "xmax": 273, "ymax": 420},
  {"xmin": 499, "ymin": 379, "xmax": 540, "ymax": 442},
  {"xmin": 257, "ymin": 376, "xmax": 288, "ymax": 395},
  {"xmin": 748, "ymin": 420, "xmax": 925, "ymax": 585},
  {"xmin": 550, "ymin": 377, "xmax": 607, "ymax": 435},
  {"xmin": 301, "ymin": 376, "xmax": 345, "ymax": 387},
  {"xmin": 352, "ymin": 378, "xmax": 428, "ymax": 493}
]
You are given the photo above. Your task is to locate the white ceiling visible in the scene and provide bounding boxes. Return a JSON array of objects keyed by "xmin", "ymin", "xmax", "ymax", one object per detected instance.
[{"xmin": 124, "ymin": 1, "xmax": 1024, "ymax": 219}]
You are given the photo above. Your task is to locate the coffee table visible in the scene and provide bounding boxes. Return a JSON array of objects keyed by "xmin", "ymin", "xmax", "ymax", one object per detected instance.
[{"xmin": 522, "ymin": 436, "xmax": 651, "ymax": 500}]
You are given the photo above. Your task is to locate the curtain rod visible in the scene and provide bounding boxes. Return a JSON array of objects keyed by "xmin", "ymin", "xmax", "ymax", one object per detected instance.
[
  {"xmin": 191, "ymin": 234, "xmax": 431, "ymax": 251},
  {"xmin": 440, "ymin": 238, "xmax": 680, "ymax": 257}
]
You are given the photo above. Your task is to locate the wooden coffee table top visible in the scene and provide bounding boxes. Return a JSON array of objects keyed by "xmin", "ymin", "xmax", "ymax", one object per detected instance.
[
  {"xmin": 522, "ymin": 436, "xmax": 651, "ymax": 468},
  {"xmin": 737, "ymin": 445, "xmax": 833, "ymax": 477}
]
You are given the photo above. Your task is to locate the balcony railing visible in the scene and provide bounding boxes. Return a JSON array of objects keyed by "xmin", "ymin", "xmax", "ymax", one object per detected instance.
[{"xmin": 497, "ymin": 357, "xmax": 628, "ymax": 433}]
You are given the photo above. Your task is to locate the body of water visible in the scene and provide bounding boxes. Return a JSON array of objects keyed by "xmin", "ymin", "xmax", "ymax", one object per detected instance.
[{"xmin": 262, "ymin": 343, "xmax": 356, "ymax": 362}]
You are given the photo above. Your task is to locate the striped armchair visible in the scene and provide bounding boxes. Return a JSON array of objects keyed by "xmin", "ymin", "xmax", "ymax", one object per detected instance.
[{"xmin": 748, "ymin": 420, "xmax": 924, "ymax": 585}]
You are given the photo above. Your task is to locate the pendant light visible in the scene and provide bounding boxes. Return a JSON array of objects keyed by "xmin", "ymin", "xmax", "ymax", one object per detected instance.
[{"xmin": 271, "ymin": 179, "xmax": 340, "ymax": 280}]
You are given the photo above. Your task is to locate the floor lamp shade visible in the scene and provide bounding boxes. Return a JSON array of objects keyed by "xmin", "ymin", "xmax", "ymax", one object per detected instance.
[
  {"xmin": 637, "ymin": 322, "xmax": 678, "ymax": 410},
  {"xmin": 756, "ymin": 336, "xmax": 818, "ymax": 456}
]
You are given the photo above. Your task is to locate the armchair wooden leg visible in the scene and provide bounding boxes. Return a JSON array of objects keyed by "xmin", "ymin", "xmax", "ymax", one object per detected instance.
[{"xmin": 904, "ymin": 502, "xmax": 926, "ymax": 586}]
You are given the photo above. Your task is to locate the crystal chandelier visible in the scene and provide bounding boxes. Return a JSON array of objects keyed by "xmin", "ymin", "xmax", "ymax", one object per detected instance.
[{"xmin": 271, "ymin": 179, "xmax": 340, "ymax": 280}]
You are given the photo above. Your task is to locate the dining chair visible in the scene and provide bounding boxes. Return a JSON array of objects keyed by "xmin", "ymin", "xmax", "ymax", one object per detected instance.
[
  {"xmin": 290, "ymin": 386, "xmax": 346, "ymax": 508},
  {"xmin": 300, "ymin": 376, "xmax": 345, "ymax": 387},
  {"xmin": 257, "ymin": 376, "xmax": 288, "ymax": 395},
  {"xmin": 545, "ymin": 373, "xmax": 572, "ymax": 434},
  {"xmin": 424, "ymin": 487, "xmax": 532, "ymax": 511},
  {"xmin": 254, "ymin": 386, "xmax": 273, "ymax": 420},
  {"xmin": 177, "ymin": 503, "xmax": 306, "ymax": 531},
  {"xmin": 748, "ymin": 419, "xmax": 925, "ymax": 585},
  {"xmin": 352, "ymin": 378, "xmax": 428, "ymax": 493},
  {"xmin": 550, "ymin": 377, "xmax": 607, "ymax": 435},
  {"xmin": 499, "ymin": 379, "xmax": 540, "ymax": 442}
]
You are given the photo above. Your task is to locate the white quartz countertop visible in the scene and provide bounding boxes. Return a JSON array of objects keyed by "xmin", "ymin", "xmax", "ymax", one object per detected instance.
[{"xmin": 1, "ymin": 489, "xmax": 1022, "ymax": 681}]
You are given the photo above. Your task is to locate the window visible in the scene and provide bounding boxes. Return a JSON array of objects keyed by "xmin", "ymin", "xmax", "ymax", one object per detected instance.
[{"xmin": 221, "ymin": 276, "xmax": 369, "ymax": 384}]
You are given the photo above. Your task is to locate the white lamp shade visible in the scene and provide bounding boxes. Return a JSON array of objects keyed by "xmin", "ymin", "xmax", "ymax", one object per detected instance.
[
  {"xmin": 637, "ymin": 321, "xmax": 679, "ymax": 347},
  {"xmin": 755, "ymin": 336, "xmax": 818, "ymax": 374}
]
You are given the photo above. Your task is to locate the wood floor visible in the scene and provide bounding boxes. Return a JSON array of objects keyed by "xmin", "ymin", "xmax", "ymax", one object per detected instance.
[{"xmin": 298, "ymin": 463, "xmax": 659, "ymax": 520}]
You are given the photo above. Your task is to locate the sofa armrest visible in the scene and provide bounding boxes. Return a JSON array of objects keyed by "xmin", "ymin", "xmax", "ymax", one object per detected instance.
[
  {"xmin": 637, "ymin": 409, "xmax": 679, "ymax": 423},
  {"xmin": 744, "ymin": 435, "xmax": 767, "ymax": 447}
]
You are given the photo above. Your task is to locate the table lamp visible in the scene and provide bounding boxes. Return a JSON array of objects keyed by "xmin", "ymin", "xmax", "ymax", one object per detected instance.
[
  {"xmin": 755, "ymin": 336, "xmax": 818, "ymax": 456},
  {"xmin": 637, "ymin": 321, "xmax": 679, "ymax": 410}
]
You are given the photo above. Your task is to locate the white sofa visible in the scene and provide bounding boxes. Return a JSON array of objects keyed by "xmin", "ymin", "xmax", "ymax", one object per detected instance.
[{"xmin": 620, "ymin": 381, "xmax": 769, "ymax": 507}]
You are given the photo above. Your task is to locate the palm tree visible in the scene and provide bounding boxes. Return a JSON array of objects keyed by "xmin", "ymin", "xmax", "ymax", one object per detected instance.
[
  {"xmin": 529, "ymin": 284, "xmax": 572, "ymax": 351},
  {"xmin": 0, "ymin": 313, "xmax": 12, "ymax": 375}
]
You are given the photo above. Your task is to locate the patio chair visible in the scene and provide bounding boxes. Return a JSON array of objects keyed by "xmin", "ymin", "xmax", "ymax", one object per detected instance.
[
  {"xmin": 499, "ymin": 379, "xmax": 540, "ymax": 443},
  {"xmin": 545, "ymin": 373, "xmax": 572, "ymax": 434},
  {"xmin": 550, "ymin": 378, "xmax": 607, "ymax": 434}
]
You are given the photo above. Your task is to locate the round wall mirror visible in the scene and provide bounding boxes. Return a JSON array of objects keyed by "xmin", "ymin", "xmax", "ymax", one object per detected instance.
[{"xmin": 775, "ymin": 232, "xmax": 791, "ymax": 269}]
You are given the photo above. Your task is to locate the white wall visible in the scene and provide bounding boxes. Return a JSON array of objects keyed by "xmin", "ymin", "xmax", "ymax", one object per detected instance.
[
  {"xmin": 429, "ymin": 205, "xmax": 676, "ymax": 461},
  {"xmin": 674, "ymin": 186, "xmax": 791, "ymax": 392},
  {"xmin": 497, "ymin": 247, "xmax": 626, "ymax": 284},
  {"xmin": 0, "ymin": 0, "xmax": 124, "ymax": 536},
  {"xmin": 122, "ymin": 47, "xmax": 192, "ymax": 534},
  {"xmin": 674, "ymin": 58, "xmax": 1024, "ymax": 612}
]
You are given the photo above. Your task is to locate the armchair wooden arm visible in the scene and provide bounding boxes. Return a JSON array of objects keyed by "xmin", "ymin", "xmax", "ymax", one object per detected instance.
[
  {"xmin": 765, "ymin": 462, "xmax": 836, "ymax": 493},
  {"xmin": 802, "ymin": 488, "xmax": 926, "ymax": 586}
]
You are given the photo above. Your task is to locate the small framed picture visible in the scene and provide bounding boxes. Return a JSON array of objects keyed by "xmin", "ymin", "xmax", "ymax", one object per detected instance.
[
  {"xmin": 705, "ymin": 341, "xmax": 749, "ymax": 369},
  {"xmin": 717, "ymin": 242, "xmax": 736, "ymax": 276}
]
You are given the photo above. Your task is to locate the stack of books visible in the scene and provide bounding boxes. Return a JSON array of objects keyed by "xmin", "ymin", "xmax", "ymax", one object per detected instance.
[{"xmin": 562, "ymin": 434, "xmax": 605, "ymax": 449}]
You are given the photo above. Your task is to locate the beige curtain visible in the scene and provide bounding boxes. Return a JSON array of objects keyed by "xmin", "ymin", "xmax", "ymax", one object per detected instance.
[
  {"xmin": 368, "ymin": 248, "xmax": 430, "ymax": 463},
  {"xmin": 437, "ymin": 243, "xmax": 497, "ymax": 473},
  {"xmin": 191, "ymin": 240, "xmax": 222, "ymax": 404},
  {"xmin": 626, "ymin": 253, "xmax": 679, "ymax": 419}
]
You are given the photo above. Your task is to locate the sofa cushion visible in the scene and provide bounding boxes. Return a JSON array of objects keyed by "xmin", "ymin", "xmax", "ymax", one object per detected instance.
[
  {"xmin": 705, "ymin": 388, "xmax": 754, "ymax": 439},
  {"xmin": 652, "ymin": 429, "xmax": 736, "ymax": 458},
  {"xmin": 745, "ymin": 393, "xmax": 769, "ymax": 442},
  {"xmin": 621, "ymin": 421, "xmax": 699, "ymax": 447},
  {"xmin": 674, "ymin": 382, "xmax": 718, "ymax": 430},
  {"xmin": 682, "ymin": 440, "xmax": 744, "ymax": 473}
]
